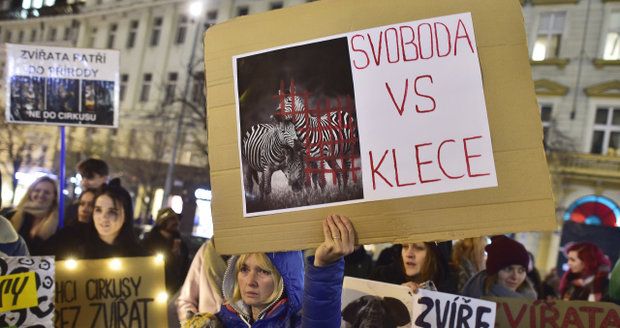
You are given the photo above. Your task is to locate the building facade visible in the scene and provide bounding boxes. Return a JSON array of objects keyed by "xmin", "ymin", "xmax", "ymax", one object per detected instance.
[{"xmin": 0, "ymin": 0, "xmax": 618, "ymax": 255}]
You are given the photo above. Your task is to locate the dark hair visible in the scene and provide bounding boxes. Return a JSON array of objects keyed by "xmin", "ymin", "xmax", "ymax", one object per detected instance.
[
  {"xmin": 400, "ymin": 242, "xmax": 449, "ymax": 286},
  {"xmin": 78, "ymin": 188, "xmax": 100, "ymax": 202},
  {"xmin": 89, "ymin": 183, "xmax": 135, "ymax": 245},
  {"xmin": 77, "ymin": 158, "xmax": 109, "ymax": 178}
]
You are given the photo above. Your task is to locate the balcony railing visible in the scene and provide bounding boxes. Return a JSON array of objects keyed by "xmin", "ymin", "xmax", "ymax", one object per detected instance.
[{"xmin": 547, "ymin": 151, "xmax": 620, "ymax": 182}]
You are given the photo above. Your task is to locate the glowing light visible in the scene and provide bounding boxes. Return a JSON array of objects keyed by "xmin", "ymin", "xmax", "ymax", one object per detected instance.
[
  {"xmin": 64, "ymin": 258, "xmax": 78, "ymax": 270},
  {"xmin": 188, "ymin": 1, "xmax": 204, "ymax": 18},
  {"xmin": 154, "ymin": 253, "xmax": 165, "ymax": 265},
  {"xmin": 108, "ymin": 258, "xmax": 122, "ymax": 271},
  {"xmin": 156, "ymin": 291, "xmax": 169, "ymax": 303},
  {"xmin": 194, "ymin": 188, "xmax": 212, "ymax": 200},
  {"xmin": 171, "ymin": 195, "xmax": 183, "ymax": 213},
  {"xmin": 532, "ymin": 42, "xmax": 547, "ymax": 61},
  {"xmin": 22, "ymin": 0, "xmax": 32, "ymax": 9}
]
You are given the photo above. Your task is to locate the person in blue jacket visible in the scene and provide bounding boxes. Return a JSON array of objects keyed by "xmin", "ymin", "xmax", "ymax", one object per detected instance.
[{"xmin": 184, "ymin": 214, "xmax": 355, "ymax": 328}]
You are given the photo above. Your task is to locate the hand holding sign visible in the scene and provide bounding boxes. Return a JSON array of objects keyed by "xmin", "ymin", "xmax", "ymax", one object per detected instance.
[{"xmin": 314, "ymin": 215, "xmax": 356, "ymax": 267}]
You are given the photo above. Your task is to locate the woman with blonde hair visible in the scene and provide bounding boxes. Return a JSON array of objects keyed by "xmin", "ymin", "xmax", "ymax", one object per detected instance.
[
  {"xmin": 451, "ymin": 237, "xmax": 487, "ymax": 293},
  {"xmin": 3, "ymin": 176, "xmax": 59, "ymax": 255},
  {"xmin": 182, "ymin": 214, "xmax": 356, "ymax": 328}
]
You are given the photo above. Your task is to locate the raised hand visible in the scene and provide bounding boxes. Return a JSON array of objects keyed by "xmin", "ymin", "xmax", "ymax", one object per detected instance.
[{"xmin": 314, "ymin": 214, "xmax": 356, "ymax": 267}]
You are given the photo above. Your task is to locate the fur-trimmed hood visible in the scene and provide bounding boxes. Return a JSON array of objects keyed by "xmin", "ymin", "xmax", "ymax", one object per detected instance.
[{"xmin": 221, "ymin": 251, "xmax": 304, "ymax": 321}]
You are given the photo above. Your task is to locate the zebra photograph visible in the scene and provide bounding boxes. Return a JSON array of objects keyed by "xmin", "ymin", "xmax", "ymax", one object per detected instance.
[{"xmin": 235, "ymin": 37, "xmax": 364, "ymax": 215}]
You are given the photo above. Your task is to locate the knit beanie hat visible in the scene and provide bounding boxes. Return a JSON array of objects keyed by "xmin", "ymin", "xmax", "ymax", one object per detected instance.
[{"xmin": 485, "ymin": 236, "xmax": 529, "ymax": 275}]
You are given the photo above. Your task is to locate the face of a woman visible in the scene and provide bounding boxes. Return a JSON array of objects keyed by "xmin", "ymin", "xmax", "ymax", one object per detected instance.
[
  {"xmin": 93, "ymin": 195, "xmax": 124, "ymax": 242},
  {"xmin": 402, "ymin": 243, "xmax": 428, "ymax": 277},
  {"xmin": 78, "ymin": 192, "xmax": 96, "ymax": 223},
  {"xmin": 30, "ymin": 181, "xmax": 55, "ymax": 209},
  {"xmin": 237, "ymin": 254, "xmax": 275, "ymax": 311},
  {"xmin": 567, "ymin": 250, "xmax": 585, "ymax": 274},
  {"xmin": 497, "ymin": 265, "xmax": 527, "ymax": 291}
]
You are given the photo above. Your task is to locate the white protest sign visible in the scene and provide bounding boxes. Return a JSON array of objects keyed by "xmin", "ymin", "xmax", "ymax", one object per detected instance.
[
  {"xmin": 0, "ymin": 256, "xmax": 55, "ymax": 328},
  {"xmin": 352, "ymin": 12, "xmax": 496, "ymax": 201},
  {"xmin": 5, "ymin": 44, "xmax": 119, "ymax": 128},
  {"xmin": 412, "ymin": 289, "xmax": 496, "ymax": 328},
  {"xmin": 234, "ymin": 12, "xmax": 496, "ymax": 216}
]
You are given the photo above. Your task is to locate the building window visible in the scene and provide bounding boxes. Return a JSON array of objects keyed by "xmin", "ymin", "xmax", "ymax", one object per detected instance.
[
  {"xmin": 47, "ymin": 28, "xmax": 56, "ymax": 41},
  {"xmin": 532, "ymin": 11, "xmax": 566, "ymax": 61},
  {"xmin": 175, "ymin": 15, "xmax": 188, "ymax": 44},
  {"xmin": 150, "ymin": 17, "xmax": 163, "ymax": 47},
  {"xmin": 120, "ymin": 74, "xmax": 129, "ymax": 101},
  {"xmin": 5, "ymin": 30, "xmax": 11, "ymax": 42},
  {"xmin": 107, "ymin": 23, "xmax": 117, "ymax": 49},
  {"xmin": 192, "ymin": 76, "xmax": 205, "ymax": 104},
  {"xmin": 603, "ymin": 11, "xmax": 620, "ymax": 60},
  {"xmin": 155, "ymin": 130, "xmax": 164, "ymax": 143},
  {"xmin": 63, "ymin": 26, "xmax": 71, "ymax": 41},
  {"xmin": 125, "ymin": 20, "xmax": 138, "ymax": 49},
  {"xmin": 30, "ymin": 29, "xmax": 37, "ymax": 42},
  {"xmin": 236, "ymin": 6, "xmax": 249, "ymax": 16},
  {"xmin": 88, "ymin": 27, "xmax": 98, "ymax": 48},
  {"xmin": 18, "ymin": 30, "xmax": 24, "ymax": 43},
  {"xmin": 207, "ymin": 10, "xmax": 218, "ymax": 21},
  {"xmin": 590, "ymin": 105, "xmax": 620, "ymax": 155},
  {"xmin": 270, "ymin": 2, "xmax": 283, "ymax": 10},
  {"xmin": 140, "ymin": 73, "xmax": 152, "ymax": 102},
  {"xmin": 205, "ymin": 10, "xmax": 218, "ymax": 30},
  {"xmin": 164, "ymin": 72, "xmax": 178, "ymax": 104},
  {"xmin": 540, "ymin": 103, "xmax": 553, "ymax": 147}
]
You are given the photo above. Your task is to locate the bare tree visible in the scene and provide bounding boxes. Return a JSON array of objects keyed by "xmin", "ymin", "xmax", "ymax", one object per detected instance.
[{"xmin": 0, "ymin": 115, "xmax": 54, "ymax": 203}]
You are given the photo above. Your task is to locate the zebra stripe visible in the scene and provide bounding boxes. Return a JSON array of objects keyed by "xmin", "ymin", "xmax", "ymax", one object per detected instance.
[
  {"xmin": 280, "ymin": 95, "xmax": 355, "ymax": 161},
  {"xmin": 241, "ymin": 121, "xmax": 304, "ymax": 196},
  {"xmin": 242, "ymin": 122, "xmax": 298, "ymax": 172}
]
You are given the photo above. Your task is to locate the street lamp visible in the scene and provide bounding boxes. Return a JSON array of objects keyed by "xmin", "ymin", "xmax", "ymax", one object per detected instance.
[{"xmin": 162, "ymin": 0, "xmax": 204, "ymax": 206}]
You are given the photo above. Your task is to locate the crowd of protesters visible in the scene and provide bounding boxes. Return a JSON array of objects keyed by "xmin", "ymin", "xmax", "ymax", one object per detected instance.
[{"xmin": 0, "ymin": 157, "xmax": 619, "ymax": 327}]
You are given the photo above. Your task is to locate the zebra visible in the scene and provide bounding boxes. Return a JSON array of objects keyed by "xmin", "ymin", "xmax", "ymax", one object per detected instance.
[
  {"xmin": 242, "ymin": 121, "xmax": 305, "ymax": 199},
  {"xmin": 275, "ymin": 92, "xmax": 357, "ymax": 190}
]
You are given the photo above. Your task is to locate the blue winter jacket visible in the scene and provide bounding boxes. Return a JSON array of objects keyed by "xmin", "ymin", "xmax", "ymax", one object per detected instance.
[{"xmin": 216, "ymin": 251, "xmax": 344, "ymax": 328}]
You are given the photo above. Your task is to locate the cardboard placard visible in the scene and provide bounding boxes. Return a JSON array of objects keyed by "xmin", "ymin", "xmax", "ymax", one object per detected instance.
[
  {"xmin": 54, "ymin": 256, "xmax": 167, "ymax": 328},
  {"xmin": 490, "ymin": 298, "xmax": 620, "ymax": 328},
  {"xmin": 5, "ymin": 44, "xmax": 119, "ymax": 128},
  {"xmin": 205, "ymin": 0, "xmax": 556, "ymax": 254},
  {"xmin": 0, "ymin": 256, "xmax": 55, "ymax": 327}
]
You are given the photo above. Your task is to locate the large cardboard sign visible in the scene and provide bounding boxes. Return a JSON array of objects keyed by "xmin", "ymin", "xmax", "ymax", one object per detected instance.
[
  {"xmin": 205, "ymin": 0, "xmax": 556, "ymax": 253},
  {"xmin": 0, "ymin": 256, "xmax": 55, "ymax": 328},
  {"xmin": 5, "ymin": 44, "xmax": 119, "ymax": 127},
  {"xmin": 490, "ymin": 298, "xmax": 620, "ymax": 328},
  {"xmin": 234, "ymin": 12, "xmax": 496, "ymax": 217},
  {"xmin": 54, "ymin": 256, "xmax": 167, "ymax": 328}
]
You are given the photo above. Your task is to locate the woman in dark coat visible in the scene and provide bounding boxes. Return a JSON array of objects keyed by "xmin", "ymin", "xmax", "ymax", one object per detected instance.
[
  {"xmin": 3, "ymin": 176, "xmax": 59, "ymax": 255},
  {"xmin": 462, "ymin": 236, "xmax": 537, "ymax": 299},
  {"xmin": 559, "ymin": 242, "xmax": 610, "ymax": 302},
  {"xmin": 371, "ymin": 242, "xmax": 456, "ymax": 293},
  {"xmin": 78, "ymin": 182, "xmax": 145, "ymax": 259}
]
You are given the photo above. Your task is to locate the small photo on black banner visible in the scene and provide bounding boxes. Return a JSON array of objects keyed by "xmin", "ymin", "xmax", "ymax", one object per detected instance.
[{"xmin": 9, "ymin": 76, "xmax": 45, "ymax": 121}]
